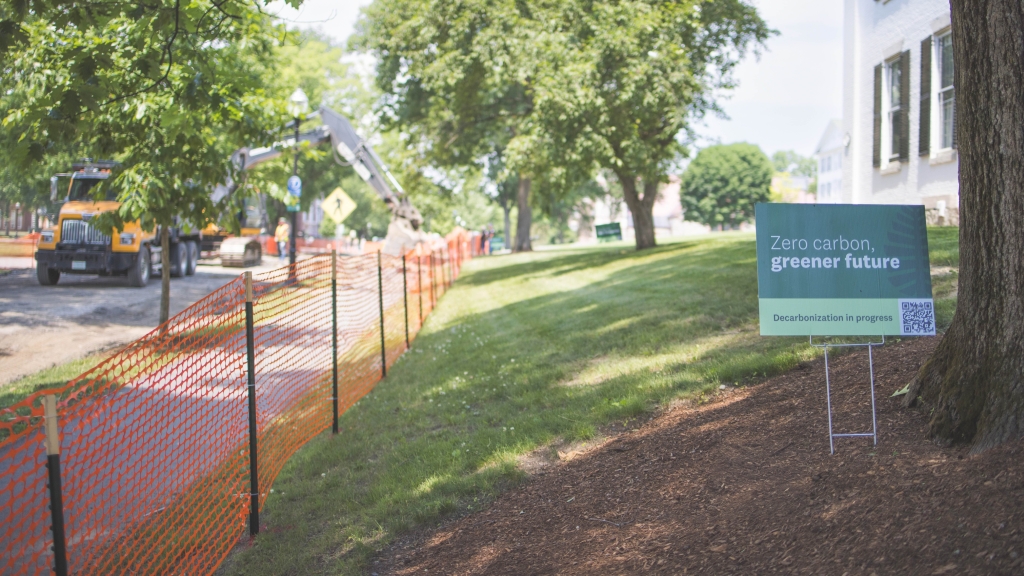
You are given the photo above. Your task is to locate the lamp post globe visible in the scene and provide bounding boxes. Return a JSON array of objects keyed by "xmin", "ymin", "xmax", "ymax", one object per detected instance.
[
  {"xmin": 287, "ymin": 88, "xmax": 308, "ymax": 266},
  {"xmin": 287, "ymin": 88, "xmax": 309, "ymax": 119}
]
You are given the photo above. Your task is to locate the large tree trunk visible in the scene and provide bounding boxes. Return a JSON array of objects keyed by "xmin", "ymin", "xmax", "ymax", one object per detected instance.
[
  {"xmin": 499, "ymin": 196, "xmax": 512, "ymax": 252},
  {"xmin": 903, "ymin": 0, "xmax": 1024, "ymax": 452},
  {"xmin": 617, "ymin": 172, "xmax": 658, "ymax": 250},
  {"xmin": 160, "ymin": 225, "xmax": 171, "ymax": 325},
  {"xmin": 514, "ymin": 176, "xmax": 532, "ymax": 252}
]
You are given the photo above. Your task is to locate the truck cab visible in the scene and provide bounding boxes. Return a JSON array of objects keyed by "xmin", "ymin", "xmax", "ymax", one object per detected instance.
[{"xmin": 35, "ymin": 160, "xmax": 200, "ymax": 287}]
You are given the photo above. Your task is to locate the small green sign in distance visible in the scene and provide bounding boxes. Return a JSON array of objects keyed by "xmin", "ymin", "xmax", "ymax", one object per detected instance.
[
  {"xmin": 755, "ymin": 203, "xmax": 935, "ymax": 336},
  {"xmin": 596, "ymin": 222, "xmax": 623, "ymax": 242}
]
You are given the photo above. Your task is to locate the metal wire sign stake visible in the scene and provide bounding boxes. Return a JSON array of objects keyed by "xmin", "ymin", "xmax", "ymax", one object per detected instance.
[{"xmin": 810, "ymin": 335, "xmax": 883, "ymax": 454}]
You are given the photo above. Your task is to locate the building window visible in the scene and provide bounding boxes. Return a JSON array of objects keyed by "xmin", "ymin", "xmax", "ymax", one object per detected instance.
[
  {"xmin": 886, "ymin": 59, "xmax": 902, "ymax": 162},
  {"xmin": 874, "ymin": 51, "xmax": 909, "ymax": 168},
  {"xmin": 936, "ymin": 32, "xmax": 955, "ymax": 149}
]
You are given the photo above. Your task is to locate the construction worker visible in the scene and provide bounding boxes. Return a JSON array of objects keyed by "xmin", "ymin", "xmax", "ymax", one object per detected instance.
[{"xmin": 275, "ymin": 217, "xmax": 290, "ymax": 262}]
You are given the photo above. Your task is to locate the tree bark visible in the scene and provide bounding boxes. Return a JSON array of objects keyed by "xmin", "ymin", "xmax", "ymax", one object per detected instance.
[
  {"xmin": 514, "ymin": 176, "xmax": 532, "ymax": 252},
  {"xmin": 617, "ymin": 171, "xmax": 658, "ymax": 250},
  {"xmin": 160, "ymin": 225, "xmax": 171, "ymax": 326},
  {"xmin": 498, "ymin": 196, "xmax": 512, "ymax": 252},
  {"xmin": 903, "ymin": 0, "xmax": 1024, "ymax": 452}
]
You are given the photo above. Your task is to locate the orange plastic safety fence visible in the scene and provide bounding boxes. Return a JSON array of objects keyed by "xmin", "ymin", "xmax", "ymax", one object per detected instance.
[{"xmin": 0, "ymin": 234, "xmax": 472, "ymax": 575}]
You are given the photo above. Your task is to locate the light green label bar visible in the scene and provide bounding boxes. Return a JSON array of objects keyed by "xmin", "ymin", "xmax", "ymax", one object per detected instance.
[{"xmin": 759, "ymin": 298, "xmax": 903, "ymax": 336}]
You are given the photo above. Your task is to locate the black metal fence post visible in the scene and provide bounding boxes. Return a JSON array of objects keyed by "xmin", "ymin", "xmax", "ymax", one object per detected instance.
[
  {"xmin": 244, "ymin": 272, "xmax": 260, "ymax": 537},
  {"xmin": 402, "ymin": 253, "xmax": 410, "ymax": 349},
  {"xmin": 430, "ymin": 252, "xmax": 436, "ymax": 308},
  {"xmin": 417, "ymin": 254, "xmax": 423, "ymax": 326},
  {"xmin": 377, "ymin": 251, "xmax": 387, "ymax": 379},
  {"xmin": 441, "ymin": 246, "xmax": 448, "ymax": 289},
  {"xmin": 331, "ymin": 250, "xmax": 339, "ymax": 434},
  {"xmin": 445, "ymin": 246, "xmax": 452, "ymax": 287},
  {"xmin": 43, "ymin": 395, "xmax": 68, "ymax": 576}
]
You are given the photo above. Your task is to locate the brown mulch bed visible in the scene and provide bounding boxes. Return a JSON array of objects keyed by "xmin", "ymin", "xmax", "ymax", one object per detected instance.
[{"xmin": 375, "ymin": 337, "xmax": 1024, "ymax": 575}]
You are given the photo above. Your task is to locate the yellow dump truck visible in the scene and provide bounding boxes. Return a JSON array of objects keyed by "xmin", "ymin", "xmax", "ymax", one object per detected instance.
[{"xmin": 35, "ymin": 160, "xmax": 202, "ymax": 287}]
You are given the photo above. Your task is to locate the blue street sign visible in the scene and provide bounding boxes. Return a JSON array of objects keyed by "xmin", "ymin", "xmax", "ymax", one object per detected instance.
[{"xmin": 287, "ymin": 175, "xmax": 302, "ymax": 197}]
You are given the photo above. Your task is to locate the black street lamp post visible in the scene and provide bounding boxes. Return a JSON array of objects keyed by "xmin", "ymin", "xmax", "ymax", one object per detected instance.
[{"xmin": 287, "ymin": 88, "xmax": 309, "ymax": 266}]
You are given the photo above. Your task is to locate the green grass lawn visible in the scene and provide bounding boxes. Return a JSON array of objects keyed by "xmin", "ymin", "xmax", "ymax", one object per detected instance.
[
  {"xmin": 0, "ymin": 352, "xmax": 111, "ymax": 411},
  {"xmin": 926, "ymin": 226, "xmax": 959, "ymax": 330}
]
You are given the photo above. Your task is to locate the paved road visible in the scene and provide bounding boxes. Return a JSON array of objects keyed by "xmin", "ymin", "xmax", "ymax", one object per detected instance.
[{"xmin": 0, "ymin": 257, "xmax": 300, "ymax": 385}]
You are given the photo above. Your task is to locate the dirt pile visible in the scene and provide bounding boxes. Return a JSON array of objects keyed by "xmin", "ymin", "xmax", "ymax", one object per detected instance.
[{"xmin": 377, "ymin": 338, "xmax": 1024, "ymax": 575}]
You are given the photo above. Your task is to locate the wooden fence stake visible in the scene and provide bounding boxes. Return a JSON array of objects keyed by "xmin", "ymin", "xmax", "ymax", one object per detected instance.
[{"xmin": 43, "ymin": 395, "xmax": 68, "ymax": 576}]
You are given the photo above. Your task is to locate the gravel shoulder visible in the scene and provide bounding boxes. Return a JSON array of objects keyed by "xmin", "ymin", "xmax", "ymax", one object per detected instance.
[
  {"xmin": 0, "ymin": 258, "xmax": 286, "ymax": 386},
  {"xmin": 376, "ymin": 337, "xmax": 1024, "ymax": 575}
]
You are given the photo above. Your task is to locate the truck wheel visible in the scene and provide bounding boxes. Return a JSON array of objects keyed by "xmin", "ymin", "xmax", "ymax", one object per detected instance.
[
  {"xmin": 170, "ymin": 242, "xmax": 187, "ymax": 278},
  {"xmin": 185, "ymin": 241, "xmax": 198, "ymax": 276},
  {"xmin": 36, "ymin": 266, "xmax": 60, "ymax": 286},
  {"xmin": 127, "ymin": 248, "xmax": 150, "ymax": 288}
]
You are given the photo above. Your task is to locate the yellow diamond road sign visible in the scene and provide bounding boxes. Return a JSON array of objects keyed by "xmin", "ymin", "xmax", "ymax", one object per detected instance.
[{"xmin": 323, "ymin": 187, "xmax": 356, "ymax": 224}]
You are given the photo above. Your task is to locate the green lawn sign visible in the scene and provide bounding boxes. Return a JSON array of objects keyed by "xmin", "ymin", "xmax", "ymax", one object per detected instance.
[
  {"xmin": 755, "ymin": 203, "xmax": 935, "ymax": 337},
  {"xmin": 596, "ymin": 222, "xmax": 623, "ymax": 242}
]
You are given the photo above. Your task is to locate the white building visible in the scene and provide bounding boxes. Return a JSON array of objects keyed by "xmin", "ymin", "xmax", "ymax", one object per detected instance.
[
  {"xmin": 842, "ymin": 0, "xmax": 959, "ymax": 224},
  {"xmin": 815, "ymin": 119, "xmax": 844, "ymax": 204}
]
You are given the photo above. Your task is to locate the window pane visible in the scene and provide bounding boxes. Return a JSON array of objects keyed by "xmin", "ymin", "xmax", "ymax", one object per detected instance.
[
  {"xmin": 890, "ymin": 111, "xmax": 900, "ymax": 156},
  {"xmin": 68, "ymin": 178, "xmax": 116, "ymax": 202},
  {"xmin": 889, "ymin": 61, "xmax": 901, "ymax": 107},
  {"xmin": 940, "ymin": 34, "xmax": 954, "ymax": 89},
  {"xmin": 941, "ymin": 92, "xmax": 955, "ymax": 149}
]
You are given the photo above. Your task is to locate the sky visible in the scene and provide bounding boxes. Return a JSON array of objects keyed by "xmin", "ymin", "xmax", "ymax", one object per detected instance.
[
  {"xmin": 266, "ymin": 0, "xmax": 844, "ymax": 159},
  {"xmin": 698, "ymin": 0, "xmax": 844, "ymax": 157}
]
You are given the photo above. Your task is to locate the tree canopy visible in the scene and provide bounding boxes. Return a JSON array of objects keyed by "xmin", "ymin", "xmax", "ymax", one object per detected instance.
[
  {"xmin": 354, "ymin": 0, "xmax": 772, "ymax": 250},
  {"xmin": 529, "ymin": 0, "xmax": 774, "ymax": 248},
  {"xmin": 679, "ymin": 143, "xmax": 772, "ymax": 229},
  {"xmin": 1, "ymin": 0, "xmax": 287, "ymax": 231},
  {"xmin": 354, "ymin": 0, "xmax": 552, "ymax": 250},
  {"xmin": 771, "ymin": 150, "xmax": 817, "ymax": 179}
]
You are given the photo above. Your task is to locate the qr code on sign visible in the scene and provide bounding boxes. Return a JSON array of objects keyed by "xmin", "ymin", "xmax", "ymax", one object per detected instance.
[{"xmin": 899, "ymin": 299, "xmax": 936, "ymax": 336}]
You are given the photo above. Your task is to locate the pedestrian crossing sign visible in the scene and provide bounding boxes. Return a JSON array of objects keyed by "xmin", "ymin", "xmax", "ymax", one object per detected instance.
[{"xmin": 323, "ymin": 187, "xmax": 356, "ymax": 224}]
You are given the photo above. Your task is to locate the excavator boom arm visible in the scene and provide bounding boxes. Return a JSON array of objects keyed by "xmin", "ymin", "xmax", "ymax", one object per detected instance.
[{"xmin": 226, "ymin": 105, "xmax": 402, "ymax": 207}]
